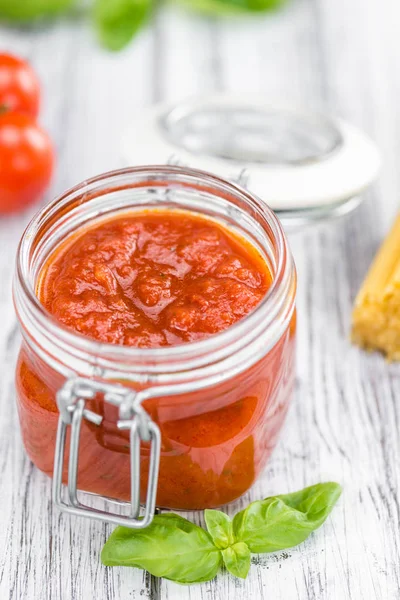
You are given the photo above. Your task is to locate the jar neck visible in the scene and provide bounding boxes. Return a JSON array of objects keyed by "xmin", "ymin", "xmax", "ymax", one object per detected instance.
[{"xmin": 13, "ymin": 166, "xmax": 296, "ymax": 388}]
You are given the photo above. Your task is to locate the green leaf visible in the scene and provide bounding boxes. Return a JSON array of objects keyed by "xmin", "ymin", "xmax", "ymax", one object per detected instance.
[
  {"xmin": 101, "ymin": 513, "xmax": 222, "ymax": 584},
  {"xmin": 275, "ymin": 482, "xmax": 342, "ymax": 516},
  {"xmin": 204, "ymin": 509, "xmax": 234, "ymax": 549},
  {"xmin": 233, "ymin": 482, "xmax": 342, "ymax": 553},
  {"xmin": 174, "ymin": 0, "xmax": 287, "ymax": 16},
  {"xmin": 93, "ymin": 0, "xmax": 152, "ymax": 51},
  {"xmin": 221, "ymin": 542, "xmax": 251, "ymax": 579},
  {"xmin": 0, "ymin": 0, "xmax": 75, "ymax": 21}
]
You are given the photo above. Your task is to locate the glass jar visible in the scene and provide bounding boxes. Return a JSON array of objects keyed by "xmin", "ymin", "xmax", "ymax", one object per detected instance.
[{"xmin": 13, "ymin": 165, "xmax": 296, "ymax": 528}]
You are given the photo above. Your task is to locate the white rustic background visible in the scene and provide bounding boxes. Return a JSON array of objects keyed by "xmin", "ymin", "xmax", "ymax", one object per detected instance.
[{"xmin": 1, "ymin": 0, "xmax": 400, "ymax": 598}]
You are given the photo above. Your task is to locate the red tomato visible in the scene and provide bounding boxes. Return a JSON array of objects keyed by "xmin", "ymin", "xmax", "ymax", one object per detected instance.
[
  {"xmin": 0, "ymin": 53, "xmax": 40, "ymax": 119},
  {"xmin": 0, "ymin": 112, "xmax": 54, "ymax": 214}
]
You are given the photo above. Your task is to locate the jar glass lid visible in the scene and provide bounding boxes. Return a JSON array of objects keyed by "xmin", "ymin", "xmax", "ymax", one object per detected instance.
[{"xmin": 121, "ymin": 95, "xmax": 381, "ymax": 227}]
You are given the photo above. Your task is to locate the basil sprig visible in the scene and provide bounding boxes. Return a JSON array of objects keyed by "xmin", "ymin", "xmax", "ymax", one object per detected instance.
[
  {"xmin": 0, "ymin": 0, "xmax": 288, "ymax": 51},
  {"xmin": 101, "ymin": 482, "xmax": 342, "ymax": 584}
]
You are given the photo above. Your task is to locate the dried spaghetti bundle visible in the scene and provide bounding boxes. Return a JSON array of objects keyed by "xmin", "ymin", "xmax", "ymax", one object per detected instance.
[{"xmin": 352, "ymin": 214, "xmax": 400, "ymax": 360}]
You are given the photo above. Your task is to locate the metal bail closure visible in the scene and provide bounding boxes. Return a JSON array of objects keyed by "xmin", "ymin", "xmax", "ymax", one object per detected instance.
[{"xmin": 52, "ymin": 377, "xmax": 161, "ymax": 529}]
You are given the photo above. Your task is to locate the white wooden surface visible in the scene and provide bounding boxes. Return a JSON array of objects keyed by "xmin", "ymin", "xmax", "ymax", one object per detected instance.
[{"xmin": 1, "ymin": 1, "xmax": 400, "ymax": 598}]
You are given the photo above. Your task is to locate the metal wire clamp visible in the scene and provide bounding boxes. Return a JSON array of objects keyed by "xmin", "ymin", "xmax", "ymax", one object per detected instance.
[{"xmin": 52, "ymin": 377, "xmax": 161, "ymax": 529}]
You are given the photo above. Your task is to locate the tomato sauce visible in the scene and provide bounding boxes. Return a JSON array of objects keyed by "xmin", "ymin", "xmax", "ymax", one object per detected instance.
[
  {"xmin": 16, "ymin": 209, "xmax": 296, "ymax": 509},
  {"xmin": 38, "ymin": 210, "xmax": 271, "ymax": 346}
]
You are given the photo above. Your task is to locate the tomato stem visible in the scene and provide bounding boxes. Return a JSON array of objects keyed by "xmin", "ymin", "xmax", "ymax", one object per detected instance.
[{"xmin": 0, "ymin": 104, "xmax": 8, "ymax": 115}]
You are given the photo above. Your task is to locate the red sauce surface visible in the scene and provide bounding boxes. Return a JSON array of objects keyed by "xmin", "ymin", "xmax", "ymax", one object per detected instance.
[
  {"xmin": 16, "ymin": 209, "xmax": 296, "ymax": 510},
  {"xmin": 38, "ymin": 210, "xmax": 271, "ymax": 346}
]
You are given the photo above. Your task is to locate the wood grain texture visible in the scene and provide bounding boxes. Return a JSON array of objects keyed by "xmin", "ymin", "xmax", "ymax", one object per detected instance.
[{"xmin": 1, "ymin": 0, "xmax": 400, "ymax": 598}]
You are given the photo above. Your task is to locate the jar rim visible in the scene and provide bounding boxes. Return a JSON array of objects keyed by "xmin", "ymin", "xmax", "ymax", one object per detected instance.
[{"xmin": 14, "ymin": 165, "xmax": 296, "ymax": 377}]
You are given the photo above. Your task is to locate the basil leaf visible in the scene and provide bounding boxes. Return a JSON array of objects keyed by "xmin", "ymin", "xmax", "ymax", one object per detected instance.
[
  {"xmin": 101, "ymin": 513, "xmax": 222, "ymax": 584},
  {"xmin": 204, "ymin": 509, "xmax": 234, "ymax": 549},
  {"xmin": 175, "ymin": 0, "xmax": 286, "ymax": 16},
  {"xmin": 233, "ymin": 482, "xmax": 342, "ymax": 553},
  {"xmin": 93, "ymin": 0, "xmax": 151, "ymax": 51},
  {"xmin": 221, "ymin": 542, "xmax": 251, "ymax": 579},
  {"xmin": 275, "ymin": 482, "xmax": 342, "ymax": 517},
  {"xmin": 0, "ymin": 0, "xmax": 75, "ymax": 21}
]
